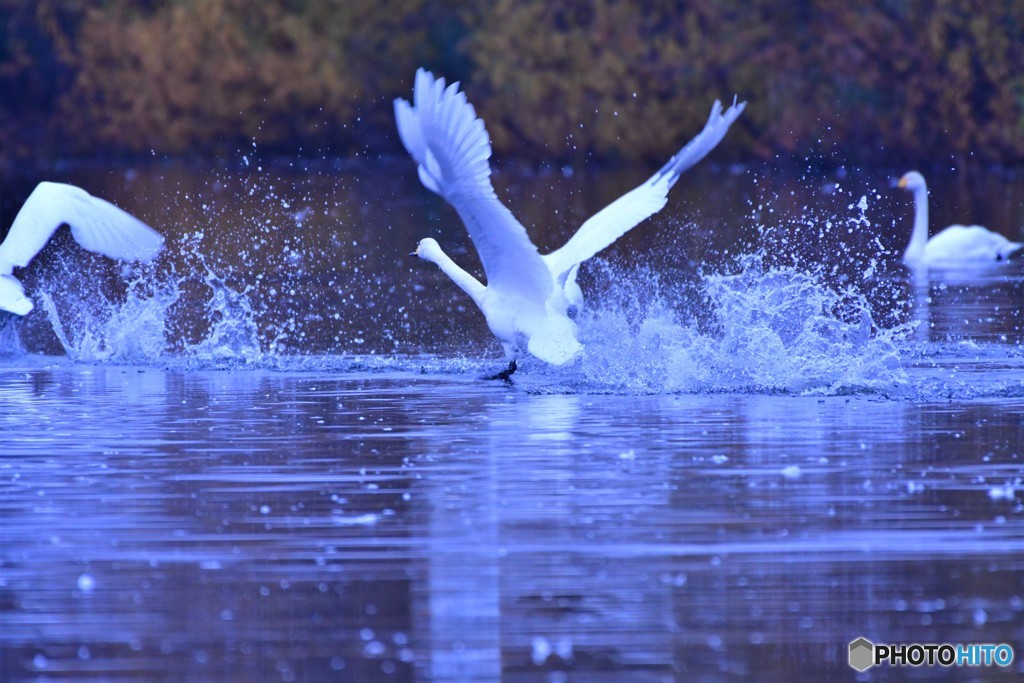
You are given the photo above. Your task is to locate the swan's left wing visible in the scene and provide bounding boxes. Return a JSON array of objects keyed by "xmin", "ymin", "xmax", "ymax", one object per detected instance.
[
  {"xmin": 0, "ymin": 182, "xmax": 163, "ymax": 275},
  {"xmin": 395, "ymin": 69, "xmax": 552, "ymax": 303},
  {"xmin": 544, "ymin": 98, "xmax": 745, "ymax": 282}
]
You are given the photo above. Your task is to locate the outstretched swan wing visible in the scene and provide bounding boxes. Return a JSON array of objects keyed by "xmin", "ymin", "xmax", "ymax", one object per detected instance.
[
  {"xmin": 544, "ymin": 98, "xmax": 746, "ymax": 282},
  {"xmin": 395, "ymin": 69, "xmax": 551, "ymax": 302},
  {"xmin": 0, "ymin": 182, "xmax": 163, "ymax": 275}
]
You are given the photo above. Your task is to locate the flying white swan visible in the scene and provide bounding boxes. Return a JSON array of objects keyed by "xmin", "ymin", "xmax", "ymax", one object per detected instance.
[
  {"xmin": 396, "ymin": 68, "xmax": 745, "ymax": 375},
  {"xmin": 0, "ymin": 181, "xmax": 164, "ymax": 318},
  {"xmin": 898, "ymin": 171, "xmax": 1023, "ymax": 267}
]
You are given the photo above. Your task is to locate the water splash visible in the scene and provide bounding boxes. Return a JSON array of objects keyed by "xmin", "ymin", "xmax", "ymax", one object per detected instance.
[
  {"xmin": 571, "ymin": 254, "xmax": 909, "ymax": 395},
  {"xmin": 185, "ymin": 265, "xmax": 264, "ymax": 364},
  {"xmin": 20, "ymin": 234, "xmax": 912, "ymax": 395},
  {"xmin": 3, "ymin": 167, "xmax": 998, "ymax": 398},
  {"xmin": 35, "ymin": 236, "xmax": 264, "ymax": 366},
  {"xmin": 0, "ymin": 312, "xmax": 24, "ymax": 356},
  {"xmin": 39, "ymin": 273, "xmax": 178, "ymax": 363}
]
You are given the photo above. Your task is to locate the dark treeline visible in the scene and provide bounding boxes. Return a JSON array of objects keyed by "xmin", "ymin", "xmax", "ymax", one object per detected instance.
[{"xmin": 2, "ymin": 0, "xmax": 1023, "ymax": 168}]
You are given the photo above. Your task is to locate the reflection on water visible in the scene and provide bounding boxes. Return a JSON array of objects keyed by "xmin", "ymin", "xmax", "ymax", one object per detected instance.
[
  {"xmin": 0, "ymin": 162, "xmax": 1023, "ymax": 680},
  {"xmin": 1, "ymin": 366, "xmax": 1022, "ymax": 681}
]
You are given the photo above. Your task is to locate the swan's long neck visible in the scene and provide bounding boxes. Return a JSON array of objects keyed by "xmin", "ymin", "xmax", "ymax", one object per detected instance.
[
  {"xmin": 422, "ymin": 246, "xmax": 487, "ymax": 309},
  {"xmin": 904, "ymin": 185, "xmax": 930, "ymax": 264}
]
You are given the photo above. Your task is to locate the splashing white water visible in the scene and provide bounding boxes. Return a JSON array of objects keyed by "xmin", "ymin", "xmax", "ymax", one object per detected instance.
[
  {"xmin": 186, "ymin": 266, "xmax": 264, "ymax": 364},
  {"xmin": 3, "ymin": 164, "xmax": 1019, "ymax": 402},
  {"xmin": 35, "ymin": 239, "xmax": 264, "ymax": 365},
  {"xmin": 0, "ymin": 313, "xmax": 24, "ymax": 356},
  {"xmin": 3, "ymin": 171, "xmax": 912, "ymax": 392},
  {"xmin": 572, "ymin": 254, "xmax": 909, "ymax": 395},
  {"xmin": 39, "ymin": 274, "xmax": 178, "ymax": 363},
  {"xmin": 21, "ymin": 238, "xmax": 912, "ymax": 395}
]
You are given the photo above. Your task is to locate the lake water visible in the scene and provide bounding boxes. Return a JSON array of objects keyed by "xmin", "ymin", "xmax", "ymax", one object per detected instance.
[{"xmin": 1, "ymin": 160, "xmax": 1023, "ymax": 682}]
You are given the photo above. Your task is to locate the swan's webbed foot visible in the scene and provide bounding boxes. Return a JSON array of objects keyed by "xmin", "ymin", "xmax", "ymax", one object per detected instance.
[{"xmin": 484, "ymin": 359, "xmax": 517, "ymax": 382}]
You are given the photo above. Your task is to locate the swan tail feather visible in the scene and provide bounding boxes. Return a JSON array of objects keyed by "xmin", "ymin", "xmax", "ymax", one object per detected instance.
[
  {"xmin": 1001, "ymin": 241, "xmax": 1024, "ymax": 261},
  {"xmin": 526, "ymin": 315, "xmax": 582, "ymax": 366}
]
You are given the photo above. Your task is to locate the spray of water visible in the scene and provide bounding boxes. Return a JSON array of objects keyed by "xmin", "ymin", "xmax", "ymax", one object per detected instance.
[
  {"xmin": 38, "ymin": 273, "xmax": 177, "ymax": 363},
  {"xmin": 570, "ymin": 254, "xmax": 908, "ymax": 395},
  {"xmin": 2, "ymin": 166, "xmax": 932, "ymax": 396},
  {"xmin": 0, "ymin": 313, "xmax": 23, "ymax": 356},
  {"xmin": 33, "ymin": 232, "xmax": 265, "ymax": 366},
  {"xmin": 185, "ymin": 264, "xmax": 264, "ymax": 364}
]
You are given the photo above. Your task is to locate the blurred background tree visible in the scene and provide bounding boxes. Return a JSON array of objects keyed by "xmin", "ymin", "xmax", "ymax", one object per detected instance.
[
  {"xmin": 817, "ymin": 0, "xmax": 1024, "ymax": 165},
  {"xmin": 1, "ymin": 0, "xmax": 1023, "ymax": 167}
]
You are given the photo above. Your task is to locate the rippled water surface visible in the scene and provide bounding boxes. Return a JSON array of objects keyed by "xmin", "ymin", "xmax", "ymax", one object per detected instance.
[{"xmin": 1, "ymin": 162, "xmax": 1024, "ymax": 681}]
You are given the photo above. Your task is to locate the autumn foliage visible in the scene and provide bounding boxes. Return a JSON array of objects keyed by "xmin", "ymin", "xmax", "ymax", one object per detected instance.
[{"xmin": 2, "ymin": 0, "xmax": 1023, "ymax": 166}]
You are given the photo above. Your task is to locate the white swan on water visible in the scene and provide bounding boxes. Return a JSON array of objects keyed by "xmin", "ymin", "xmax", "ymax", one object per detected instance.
[
  {"xmin": 396, "ymin": 68, "xmax": 745, "ymax": 376},
  {"xmin": 0, "ymin": 182, "xmax": 164, "ymax": 318},
  {"xmin": 898, "ymin": 171, "xmax": 1023, "ymax": 268}
]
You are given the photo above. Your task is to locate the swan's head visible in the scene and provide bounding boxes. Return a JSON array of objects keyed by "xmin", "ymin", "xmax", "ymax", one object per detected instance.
[
  {"xmin": 410, "ymin": 237, "xmax": 444, "ymax": 263},
  {"xmin": 897, "ymin": 171, "xmax": 926, "ymax": 192}
]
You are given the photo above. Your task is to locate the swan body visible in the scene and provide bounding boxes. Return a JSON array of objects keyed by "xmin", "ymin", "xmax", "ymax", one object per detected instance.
[
  {"xmin": 397, "ymin": 68, "xmax": 745, "ymax": 365},
  {"xmin": 898, "ymin": 171, "xmax": 1022, "ymax": 267},
  {"xmin": 411, "ymin": 236, "xmax": 581, "ymax": 364},
  {"xmin": 0, "ymin": 182, "xmax": 164, "ymax": 316}
]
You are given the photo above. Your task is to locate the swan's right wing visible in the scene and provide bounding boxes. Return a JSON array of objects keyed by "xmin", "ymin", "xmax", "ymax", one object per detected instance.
[
  {"xmin": 544, "ymin": 98, "xmax": 746, "ymax": 282},
  {"xmin": 395, "ymin": 69, "xmax": 551, "ymax": 302},
  {"xmin": 0, "ymin": 182, "xmax": 163, "ymax": 275}
]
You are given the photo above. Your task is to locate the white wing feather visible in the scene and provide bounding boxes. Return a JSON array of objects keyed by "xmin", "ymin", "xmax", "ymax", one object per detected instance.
[
  {"xmin": 544, "ymin": 98, "xmax": 746, "ymax": 281},
  {"xmin": 394, "ymin": 69, "xmax": 551, "ymax": 303},
  {"xmin": 0, "ymin": 182, "xmax": 163, "ymax": 275}
]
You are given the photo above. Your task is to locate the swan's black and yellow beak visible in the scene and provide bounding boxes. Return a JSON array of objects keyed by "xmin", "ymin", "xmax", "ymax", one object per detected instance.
[
  {"xmin": 409, "ymin": 250, "xmax": 417, "ymax": 257},
  {"xmin": 897, "ymin": 176, "xmax": 908, "ymax": 189}
]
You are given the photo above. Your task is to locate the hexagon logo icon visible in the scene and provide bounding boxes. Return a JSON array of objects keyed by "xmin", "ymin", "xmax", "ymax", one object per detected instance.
[{"xmin": 848, "ymin": 637, "xmax": 875, "ymax": 671}]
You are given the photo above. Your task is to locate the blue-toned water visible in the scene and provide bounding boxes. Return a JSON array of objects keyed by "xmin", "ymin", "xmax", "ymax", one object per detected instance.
[{"xmin": 1, "ymin": 163, "xmax": 1023, "ymax": 681}]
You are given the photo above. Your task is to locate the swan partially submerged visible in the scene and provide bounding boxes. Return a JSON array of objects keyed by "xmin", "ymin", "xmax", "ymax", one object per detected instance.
[
  {"xmin": 898, "ymin": 171, "xmax": 1023, "ymax": 268},
  {"xmin": 0, "ymin": 182, "xmax": 164, "ymax": 318},
  {"xmin": 397, "ymin": 68, "xmax": 745, "ymax": 373}
]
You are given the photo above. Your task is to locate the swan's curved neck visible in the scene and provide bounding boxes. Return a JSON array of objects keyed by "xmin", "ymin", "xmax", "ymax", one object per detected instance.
[
  {"xmin": 421, "ymin": 246, "xmax": 487, "ymax": 308},
  {"xmin": 904, "ymin": 186, "xmax": 929, "ymax": 263}
]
